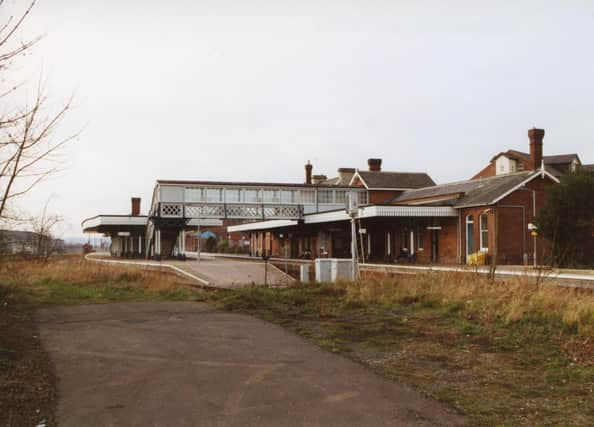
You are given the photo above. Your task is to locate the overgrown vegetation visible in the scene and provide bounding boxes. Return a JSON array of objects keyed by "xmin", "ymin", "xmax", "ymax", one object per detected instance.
[
  {"xmin": 537, "ymin": 169, "xmax": 594, "ymax": 268},
  {"xmin": 1, "ymin": 257, "xmax": 593, "ymax": 425},
  {"xmin": 0, "ymin": 256, "xmax": 208, "ymax": 427},
  {"xmin": 0, "ymin": 256, "xmax": 209, "ymax": 305},
  {"xmin": 216, "ymin": 273, "xmax": 594, "ymax": 426}
]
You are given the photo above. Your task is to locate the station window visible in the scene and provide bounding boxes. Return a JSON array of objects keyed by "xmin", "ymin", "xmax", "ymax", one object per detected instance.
[
  {"xmin": 318, "ymin": 190, "xmax": 333, "ymax": 204},
  {"xmin": 300, "ymin": 190, "xmax": 315, "ymax": 204},
  {"xmin": 335, "ymin": 190, "xmax": 347, "ymax": 204},
  {"xmin": 185, "ymin": 188, "xmax": 203, "ymax": 202},
  {"xmin": 205, "ymin": 188, "xmax": 222, "ymax": 202},
  {"xmin": 401, "ymin": 229, "xmax": 408, "ymax": 251},
  {"xmin": 225, "ymin": 188, "xmax": 241, "ymax": 203},
  {"xmin": 280, "ymin": 190, "xmax": 296, "ymax": 203},
  {"xmin": 480, "ymin": 213, "xmax": 489, "ymax": 251},
  {"xmin": 262, "ymin": 189, "xmax": 279, "ymax": 203},
  {"xmin": 416, "ymin": 227, "xmax": 424, "ymax": 250},
  {"xmin": 244, "ymin": 189, "xmax": 260, "ymax": 203},
  {"xmin": 357, "ymin": 192, "xmax": 368, "ymax": 205}
]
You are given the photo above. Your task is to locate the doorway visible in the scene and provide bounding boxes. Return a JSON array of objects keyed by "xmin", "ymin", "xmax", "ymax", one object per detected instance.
[{"xmin": 431, "ymin": 230, "xmax": 439, "ymax": 263}]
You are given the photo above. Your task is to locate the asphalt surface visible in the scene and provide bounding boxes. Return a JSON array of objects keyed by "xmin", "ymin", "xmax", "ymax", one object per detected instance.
[
  {"xmin": 36, "ymin": 302, "xmax": 465, "ymax": 427},
  {"xmin": 170, "ymin": 257, "xmax": 294, "ymax": 288}
]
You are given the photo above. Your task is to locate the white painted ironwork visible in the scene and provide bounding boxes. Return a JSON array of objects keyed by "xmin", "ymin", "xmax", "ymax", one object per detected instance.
[
  {"xmin": 160, "ymin": 203, "xmax": 183, "ymax": 217},
  {"xmin": 182, "ymin": 203, "xmax": 303, "ymax": 220}
]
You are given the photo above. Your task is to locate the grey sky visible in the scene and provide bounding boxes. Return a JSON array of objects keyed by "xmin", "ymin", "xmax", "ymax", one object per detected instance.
[{"xmin": 10, "ymin": 0, "xmax": 594, "ymax": 237}]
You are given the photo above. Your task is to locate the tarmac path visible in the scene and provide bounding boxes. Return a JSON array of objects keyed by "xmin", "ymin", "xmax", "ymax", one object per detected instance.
[{"xmin": 37, "ymin": 302, "xmax": 465, "ymax": 427}]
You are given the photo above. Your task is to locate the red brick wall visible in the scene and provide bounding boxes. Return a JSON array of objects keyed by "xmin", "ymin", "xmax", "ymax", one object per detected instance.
[
  {"xmin": 496, "ymin": 176, "xmax": 553, "ymax": 264},
  {"xmin": 472, "ymin": 162, "xmax": 496, "ymax": 179},
  {"xmin": 368, "ymin": 190, "xmax": 403, "ymax": 204},
  {"xmin": 460, "ymin": 175, "xmax": 555, "ymax": 265},
  {"xmin": 437, "ymin": 218, "xmax": 459, "ymax": 264}
]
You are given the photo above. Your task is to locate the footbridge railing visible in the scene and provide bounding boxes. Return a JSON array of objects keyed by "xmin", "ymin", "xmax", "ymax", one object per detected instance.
[{"xmin": 156, "ymin": 202, "xmax": 304, "ymax": 220}]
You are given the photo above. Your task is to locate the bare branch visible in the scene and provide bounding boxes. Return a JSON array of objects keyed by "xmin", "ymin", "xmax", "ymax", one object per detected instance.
[
  {"xmin": 0, "ymin": 1, "xmax": 37, "ymax": 47},
  {"xmin": 0, "ymin": 1, "xmax": 75, "ymax": 221}
]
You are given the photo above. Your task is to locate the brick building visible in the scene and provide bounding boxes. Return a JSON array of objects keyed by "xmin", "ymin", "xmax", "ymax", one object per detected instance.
[{"xmin": 82, "ymin": 127, "xmax": 586, "ymax": 266}]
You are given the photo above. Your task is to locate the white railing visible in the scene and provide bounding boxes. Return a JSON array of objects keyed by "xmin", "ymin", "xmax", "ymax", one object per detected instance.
[{"xmin": 157, "ymin": 202, "xmax": 303, "ymax": 220}]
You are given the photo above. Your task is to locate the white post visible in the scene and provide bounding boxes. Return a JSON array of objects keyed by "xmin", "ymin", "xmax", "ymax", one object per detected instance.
[
  {"xmin": 350, "ymin": 217, "xmax": 359, "ymax": 279},
  {"xmin": 156, "ymin": 229, "xmax": 161, "ymax": 258},
  {"xmin": 196, "ymin": 223, "xmax": 201, "ymax": 263},
  {"xmin": 181, "ymin": 229, "xmax": 186, "ymax": 256},
  {"xmin": 348, "ymin": 192, "xmax": 360, "ymax": 280},
  {"xmin": 138, "ymin": 235, "xmax": 142, "ymax": 255},
  {"xmin": 532, "ymin": 190, "xmax": 537, "ymax": 268},
  {"xmin": 410, "ymin": 230, "xmax": 415, "ymax": 256}
]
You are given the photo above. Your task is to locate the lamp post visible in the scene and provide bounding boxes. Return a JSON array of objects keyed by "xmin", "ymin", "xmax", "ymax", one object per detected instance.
[
  {"xmin": 528, "ymin": 223, "xmax": 538, "ymax": 268},
  {"xmin": 348, "ymin": 193, "xmax": 360, "ymax": 280}
]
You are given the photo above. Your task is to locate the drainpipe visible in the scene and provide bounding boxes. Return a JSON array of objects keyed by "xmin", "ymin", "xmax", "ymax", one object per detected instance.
[
  {"xmin": 493, "ymin": 207, "xmax": 497, "ymax": 267},
  {"xmin": 457, "ymin": 210, "xmax": 462, "ymax": 264}
]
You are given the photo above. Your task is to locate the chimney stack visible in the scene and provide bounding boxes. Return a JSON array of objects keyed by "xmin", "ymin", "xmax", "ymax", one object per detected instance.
[
  {"xmin": 131, "ymin": 197, "xmax": 141, "ymax": 216},
  {"xmin": 368, "ymin": 158, "xmax": 382, "ymax": 172},
  {"xmin": 337, "ymin": 167, "xmax": 355, "ymax": 185},
  {"xmin": 528, "ymin": 128, "xmax": 544, "ymax": 170},
  {"xmin": 305, "ymin": 160, "xmax": 313, "ymax": 184},
  {"xmin": 312, "ymin": 174, "xmax": 327, "ymax": 185}
]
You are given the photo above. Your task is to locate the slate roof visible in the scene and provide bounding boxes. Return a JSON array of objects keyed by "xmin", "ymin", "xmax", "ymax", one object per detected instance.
[
  {"xmin": 321, "ymin": 177, "xmax": 339, "ymax": 185},
  {"xmin": 393, "ymin": 171, "xmax": 543, "ymax": 208},
  {"xmin": 543, "ymin": 154, "xmax": 581, "ymax": 164},
  {"xmin": 491, "ymin": 150, "xmax": 580, "ymax": 166},
  {"xmin": 355, "ymin": 171, "xmax": 436, "ymax": 189}
]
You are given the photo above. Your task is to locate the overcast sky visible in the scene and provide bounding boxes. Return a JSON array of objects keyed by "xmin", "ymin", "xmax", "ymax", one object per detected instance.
[{"xmin": 8, "ymin": 0, "xmax": 594, "ymax": 238}]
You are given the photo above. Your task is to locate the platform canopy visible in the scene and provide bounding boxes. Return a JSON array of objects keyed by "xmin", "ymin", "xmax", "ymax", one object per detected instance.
[
  {"xmin": 82, "ymin": 215, "xmax": 222, "ymax": 234},
  {"xmin": 227, "ymin": 205, "xmax": 458, "ymax": 233},
  {"xmin": 82, "ymin": 215, "xmax": 148, "ymax": 234}
]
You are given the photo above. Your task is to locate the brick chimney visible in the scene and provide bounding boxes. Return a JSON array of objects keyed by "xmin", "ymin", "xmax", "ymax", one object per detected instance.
[
  {"xmin": 131, "ymin": 197, "xmax": 141, "ymax": 216},
  {"xmin": 368, "ymin": 158, "xmax": 382, "ymax": 172},
  {"xmin": 528, "ymin": 128, "xmax": 544, "ymax": 170},
  {"xmin": 305, "ymin": 160, "xmax": 313, "ymax": 184}
]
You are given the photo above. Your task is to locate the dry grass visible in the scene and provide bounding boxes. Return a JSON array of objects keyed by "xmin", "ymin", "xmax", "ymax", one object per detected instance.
[
  {"xmin": 0, "ymin": 255, "xmax": 201, "ymax": 305},
  {"xmin": 341, "ymin": 272, "xmax": 594, "ymax": 336},
  {"xmin": 217, "ymin": 274, "xmax": 594, "ymax": 424}
]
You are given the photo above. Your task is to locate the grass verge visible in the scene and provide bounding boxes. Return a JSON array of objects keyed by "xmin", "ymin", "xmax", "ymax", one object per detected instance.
[
  {"xmin": 0, "ymin": 256, "xmax": 211, "ymax": 427},
  {"xmin": 2, "ymin": 256, "xmax": 593, "ymax": 425},
  {"xmin": 214, "ymin": 273, "xmax": 594, "ymax": 426}
]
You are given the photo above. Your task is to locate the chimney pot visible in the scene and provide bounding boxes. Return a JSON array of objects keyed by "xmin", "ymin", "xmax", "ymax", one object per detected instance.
[
  {"xmin": 131, "ymin": 197, "xmax": 141, "ymax": 216},
  {"xmin": 305, "ymin": 160, "xmax": 313, "ymax": 185},
  {"xmin": 528, "ymin": 128, "xmax": 545, "ymax": 170},
  {"xmin": 368, "ymin": 158, "xmax": 382, "ymax": 172}
]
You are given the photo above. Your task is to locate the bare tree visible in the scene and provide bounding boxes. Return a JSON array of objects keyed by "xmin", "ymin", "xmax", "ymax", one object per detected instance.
[
  {"xmin": 0, "ymin": 1, "xmax": 74, "ymax": 221},
  {"xmin": 28, "ymin": 199, "xmax": 63, "ymax": 261}
]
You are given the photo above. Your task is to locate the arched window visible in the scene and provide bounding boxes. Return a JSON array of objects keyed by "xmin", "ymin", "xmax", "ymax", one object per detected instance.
[
  {"xmin": 480, "ymin": 213, "xmax": 489, "ymax": 251},
  {"xmin": 466, "ymin": 215, "xmax": 474, "ymax": 256}
]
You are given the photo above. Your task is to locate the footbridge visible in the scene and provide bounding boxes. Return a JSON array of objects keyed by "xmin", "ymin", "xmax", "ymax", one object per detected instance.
[{"xmin": 146, "ymin": 179, "xmax": 368, "ymax": 259}]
